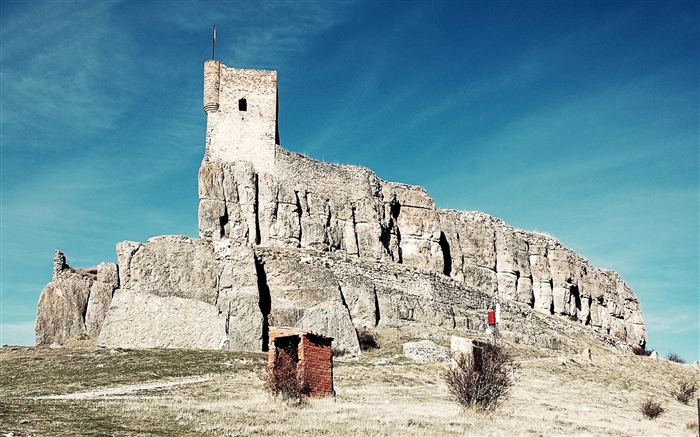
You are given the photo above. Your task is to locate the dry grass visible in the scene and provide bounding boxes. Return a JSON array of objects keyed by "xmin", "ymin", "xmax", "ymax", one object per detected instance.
[{"xmin": 1, "ymin": 329, "xmax": 699, "ymax": 436}]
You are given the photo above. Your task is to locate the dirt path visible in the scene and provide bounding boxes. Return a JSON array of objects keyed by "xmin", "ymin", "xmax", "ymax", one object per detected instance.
[{"xmin": 34, "ymin": 375, "xmax": 211, "ymax": 400}]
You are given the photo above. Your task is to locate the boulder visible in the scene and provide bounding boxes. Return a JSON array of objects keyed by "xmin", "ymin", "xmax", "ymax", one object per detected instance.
[
  {"xmin": 35, "ymin": 275, "xmax": 91, "ymax": 346},
  {"xmin": 97, "ymin": 290, "xmax": 227, "ymax": 349},
  {"xmin": 403, "ymin": 340, "xmax": 450, "ymax": 362},
  {"xmin": 99, "ymin": 236, "xmax": 262, "ymax": 351},
  {"xmin": 451, "ymin": 336, "xmax": 476, "ymax": 359}
]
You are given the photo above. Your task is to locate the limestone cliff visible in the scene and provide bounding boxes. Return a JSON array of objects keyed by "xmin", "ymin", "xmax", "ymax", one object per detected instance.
[
  {"xmin": 194, "ymin": 147, "xmax": 646, "ymax": 349},
  {"xmin": 36, "ymin": 60, "xmax": 646, "ymax": 353}
]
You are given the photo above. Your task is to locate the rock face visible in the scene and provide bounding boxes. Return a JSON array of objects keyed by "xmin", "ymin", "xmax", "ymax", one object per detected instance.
[
  {"xmin": 97, "ymin": 236, "xmax": 263, "ymax": 351},
  {"xmin": 35, "ymin": 251, "xmax": 118, "ymax": 345},
  {"xmin": 36, "ymin": 60, "xmax": 647, "ymax": 354}
]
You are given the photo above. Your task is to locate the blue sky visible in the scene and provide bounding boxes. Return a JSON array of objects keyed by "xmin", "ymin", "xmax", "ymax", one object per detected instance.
[{"xmin": 1, "ymin": 0, "xmax": 698, "ymax": 361}]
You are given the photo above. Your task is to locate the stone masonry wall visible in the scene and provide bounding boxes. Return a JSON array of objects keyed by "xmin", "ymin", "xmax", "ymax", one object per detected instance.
[{"xmin": 203, "ymin": 60, "xmax": 277, "ymax": 174}]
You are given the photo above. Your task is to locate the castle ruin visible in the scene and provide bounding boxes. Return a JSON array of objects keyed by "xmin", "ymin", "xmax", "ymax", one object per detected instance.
[{"xmin": 35, "ymin": 61, "xmax": 647, "ymax": 355}]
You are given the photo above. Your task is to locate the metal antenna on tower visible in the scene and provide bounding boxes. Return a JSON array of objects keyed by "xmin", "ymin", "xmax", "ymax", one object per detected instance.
[{"xmin": 212, "ymin": 25, "xmax": 217, "ymax": 60}]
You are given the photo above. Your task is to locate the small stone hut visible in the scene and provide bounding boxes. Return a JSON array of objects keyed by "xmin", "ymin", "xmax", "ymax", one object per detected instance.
[{"xmin": 268, "ymin": 327, "xmax": 334, "ymax": 397}]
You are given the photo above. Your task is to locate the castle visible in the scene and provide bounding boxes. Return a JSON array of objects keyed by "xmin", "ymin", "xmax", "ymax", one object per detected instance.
[{"xmin": 35, "ymin": 61, "xmax": 647, "ymax": 355}]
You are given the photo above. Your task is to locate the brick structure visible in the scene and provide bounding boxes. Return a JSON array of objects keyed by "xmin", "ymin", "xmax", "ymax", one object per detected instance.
[{"xmin": 268, "ymin": 327, "xmax": 334, "ymax": 397}]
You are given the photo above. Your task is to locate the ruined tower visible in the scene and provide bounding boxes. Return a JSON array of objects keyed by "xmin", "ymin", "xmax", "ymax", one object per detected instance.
[{"xmin": 202, "ymin": 60, "xmax": 279, "ymax": 174}]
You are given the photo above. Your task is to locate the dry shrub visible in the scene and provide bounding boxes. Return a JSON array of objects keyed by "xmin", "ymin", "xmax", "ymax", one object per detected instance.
[
  {"xmin": 673, "ymin": 380, "xmax": 697, "ymax": 404},
  {"xmin": 357, "ymin": 327, "xmax": 380, "ymax": 351},
  {"xmin": 332, "ymin": 347, "xmax": 349, "ymax": 358},
  {"xmin": 444, "ymin": 342, "xmax": 515, "ymax": 411},
  {"xmin": 686, "ymin": 421, "xmax": 699, "ymax": 433},
  {"xmin": 264, "ymin": 360, "xmax": 309, "ymax": 405},
  {"xmin": 666, "ymin": 352, "xmax": 686, "ymax": 363},
  {"xmin": 632, "ymin": 345, "xmax": 652, "ymax": 356},
  {"xmin": 639, "ymin": 397, "xmax": 664, "ymax": 419}
]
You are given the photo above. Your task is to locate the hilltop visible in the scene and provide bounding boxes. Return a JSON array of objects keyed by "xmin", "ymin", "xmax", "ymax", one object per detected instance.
[{"xmin": 2, "ymin": 326, "xmax": 698, "ymax": 436}]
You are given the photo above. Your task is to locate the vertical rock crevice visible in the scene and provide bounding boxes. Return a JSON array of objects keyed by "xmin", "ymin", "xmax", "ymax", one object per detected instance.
[
  {"xmin": 295, "ymin": 190, "xmax": 304, "ymax": 248},
  {"xmin": 254, "ymin": 173, "xmax": 261, "ymax": 245},
  {"xmin": 255, "ymin": 255, "xmax": 271, "ymax": 352},
  {"xmin": 438, "ymin": 232, "xmax": 452, "ymax": 277},
  {"xmin": 351, "ymin": 205, "xmax": 360, "ymax": 256},
  {"xmin": 373, "ymin": 286, "xmax": 381, "ymax": 326}
]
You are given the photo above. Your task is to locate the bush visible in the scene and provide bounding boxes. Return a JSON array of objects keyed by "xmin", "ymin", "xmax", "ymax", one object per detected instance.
[
  {"xmin": 443, "ymin": 342, "xmax": 515, "ymax": 411},
  {"xmin": 264, "ymin": 359, "xmax": 309, "ymax": 404},
  {"xmin": 666, "ymin": 352, "xmax": 686, "ymax": 363},
  {"xmin": 673, "ymin": 380, "xmax": 697, "ymax": 404},
  {"xmin": 639, "ymin": 397, "xmax": 664, "ymax": 419},
  {"xmin": 332, "ymin": 347, "xmax": 349, "ymax": 358},
  {"xmin": 632, "ymin": 345, "xmax": 653, "ymax": 356},
  {"xmin": 357, "ymin": 327, "xmax": 380, "ymax": 351}
]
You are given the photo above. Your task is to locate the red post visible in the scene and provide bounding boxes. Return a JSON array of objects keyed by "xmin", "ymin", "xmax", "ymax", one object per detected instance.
[{"xmin": 488, "ymin": 311, "xmax": 496, "ymax": 326}]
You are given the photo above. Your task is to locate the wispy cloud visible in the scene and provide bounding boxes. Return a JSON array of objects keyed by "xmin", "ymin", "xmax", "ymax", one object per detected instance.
[
  {"xmin": 1, "ymin": 1, "xmax": 139, "ymax": 152},
  {"xmin": 645, "ymin": 309, "xmax": 699, "ymax": 337},
  {"xmin": 156, "ymin": 1, "xmax": 355, "ymax": 69}
]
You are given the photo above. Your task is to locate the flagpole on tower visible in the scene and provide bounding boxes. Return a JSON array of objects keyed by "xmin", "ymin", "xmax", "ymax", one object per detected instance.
[{"xmin": 212, "ymin": 25, "xmax": 216, "ymax": 60}]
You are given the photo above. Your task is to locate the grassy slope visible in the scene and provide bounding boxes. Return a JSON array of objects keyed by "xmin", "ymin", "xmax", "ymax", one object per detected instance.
[{"xmin": 1, "ymin": 328, "xmax": 698, "ymax": 436}]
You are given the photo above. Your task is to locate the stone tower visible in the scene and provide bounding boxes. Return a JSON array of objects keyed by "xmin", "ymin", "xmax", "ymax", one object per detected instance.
[{"xmin": 202, "ymin": 60, "xmax": 279, "ymax": 174}]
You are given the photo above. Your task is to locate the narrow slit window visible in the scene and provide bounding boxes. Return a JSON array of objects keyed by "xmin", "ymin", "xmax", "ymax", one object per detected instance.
[{"xmin": 238, "ymin": 98, "xmax": 247, "ymax": 111}]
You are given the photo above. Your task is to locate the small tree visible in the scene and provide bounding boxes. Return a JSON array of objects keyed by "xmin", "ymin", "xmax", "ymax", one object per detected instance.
[
  {"xmin": 444, "ymin": 342, "xmax": 515, "ymax": 411},
  {"xmin": 632, "ymin": 345, "xmax": 653, "ymax": 356}
]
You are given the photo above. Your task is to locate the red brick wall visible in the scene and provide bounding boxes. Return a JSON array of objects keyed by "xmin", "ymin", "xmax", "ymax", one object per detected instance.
[
  {"xmin": 299, "ymin": 335, "xmax": 334, "ymax": 397},
  {"xmin": 267, "ymin": 331, "xmax": 334, "ymax": 397}
]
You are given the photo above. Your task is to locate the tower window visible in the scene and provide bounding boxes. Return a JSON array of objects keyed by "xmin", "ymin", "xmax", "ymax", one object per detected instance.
[{"xmin": 238, "ymin": 98, "xmax": 247, "ymax": 111}]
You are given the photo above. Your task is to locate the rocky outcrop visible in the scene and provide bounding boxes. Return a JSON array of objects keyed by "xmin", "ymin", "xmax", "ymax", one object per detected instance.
[
  {"xmin": 195, "ymin": 147, "xmax": 646, "ymax": 349},
  {"xmin": 35, "ymin": 251, "xmax": 118, "ymax": 345},
  {"xmin": 38, "ymin": 149, "xmax": 647, "ymax": 352},
  {"xmin": 438, "ymin": 211, "xmax": 646, "ymax": 345},
  {"xmin": 198, "ymin": 147, "xmax": 443, "ymax": 270}
]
